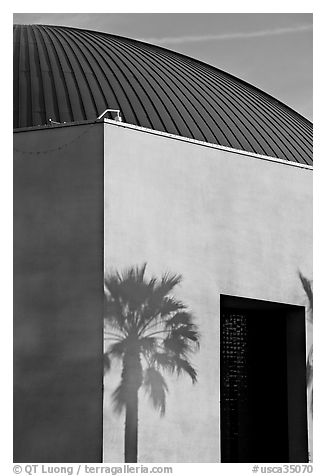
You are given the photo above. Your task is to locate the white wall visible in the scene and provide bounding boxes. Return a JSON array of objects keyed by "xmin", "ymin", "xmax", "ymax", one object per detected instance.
[{"xmin": 103, "ymin": 122, "xmax": 313, "ymax": 463}]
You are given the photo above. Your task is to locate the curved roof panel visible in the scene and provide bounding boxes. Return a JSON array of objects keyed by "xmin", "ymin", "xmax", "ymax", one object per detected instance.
[{"xmin": 13, "ymin": 24, "xmax": 312, "ymax": 165}]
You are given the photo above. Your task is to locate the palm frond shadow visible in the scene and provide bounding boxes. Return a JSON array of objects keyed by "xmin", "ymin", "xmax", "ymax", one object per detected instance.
[{"xmin": 298, "ymin": 270, "xmax": 313, "ymax": 416}]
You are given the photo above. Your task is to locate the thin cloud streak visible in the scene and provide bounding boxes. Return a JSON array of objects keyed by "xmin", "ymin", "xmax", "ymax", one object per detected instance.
[{"xmin": 140, "ymin": 24, "xmax": 312, "ymax": 45}]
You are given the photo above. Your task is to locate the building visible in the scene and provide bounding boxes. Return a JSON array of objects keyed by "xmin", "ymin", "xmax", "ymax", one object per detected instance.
[{"xmin": 13, "ymin": 24, "xmax": 313, "ymax": 463}]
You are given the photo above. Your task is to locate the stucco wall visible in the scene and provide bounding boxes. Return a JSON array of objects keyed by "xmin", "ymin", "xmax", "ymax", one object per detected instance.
[
  {"xmin": 103, "ymin": 123, "xmax": 313, "ymax": 463},
  {"xmin": 14, "ymin": 123, "xmax": 104, "ymax": 462}
]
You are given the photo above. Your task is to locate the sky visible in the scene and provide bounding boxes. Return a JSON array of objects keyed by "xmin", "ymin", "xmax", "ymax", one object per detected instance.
[{"xmin": 13, "ymin": 12, "xmax": 313, "ymax": 120}]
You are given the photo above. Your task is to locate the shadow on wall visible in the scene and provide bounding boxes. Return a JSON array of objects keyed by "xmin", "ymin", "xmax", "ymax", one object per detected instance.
[
  {"xmin": 103, "ymin": 264, "xmax": 200, "ymax": 463},
  {"xmin": 298, "ymin": 271, "xmax": 313, "ymax": 416}
]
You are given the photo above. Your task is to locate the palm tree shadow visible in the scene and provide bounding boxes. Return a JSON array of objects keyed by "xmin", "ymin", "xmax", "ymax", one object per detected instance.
[{"xmin": 103, "ymin": 263, "xmax": 200, "ymax": 462}]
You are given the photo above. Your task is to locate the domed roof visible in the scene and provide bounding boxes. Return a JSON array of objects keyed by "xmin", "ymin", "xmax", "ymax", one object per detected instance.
[{"xmin": 13, "ymin": 24, "xmax": 312, "ymax": 165}]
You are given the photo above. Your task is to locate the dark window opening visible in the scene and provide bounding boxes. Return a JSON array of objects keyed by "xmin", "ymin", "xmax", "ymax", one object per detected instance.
[{"xmin": 220, "ymin": 295, "xmax": 308, "ymax": 463}]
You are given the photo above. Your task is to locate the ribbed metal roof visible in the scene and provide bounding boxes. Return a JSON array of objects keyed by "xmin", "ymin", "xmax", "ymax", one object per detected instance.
[{"xmin": 13, "ymin": 24, "xmax": 312, "ymax": 165}]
